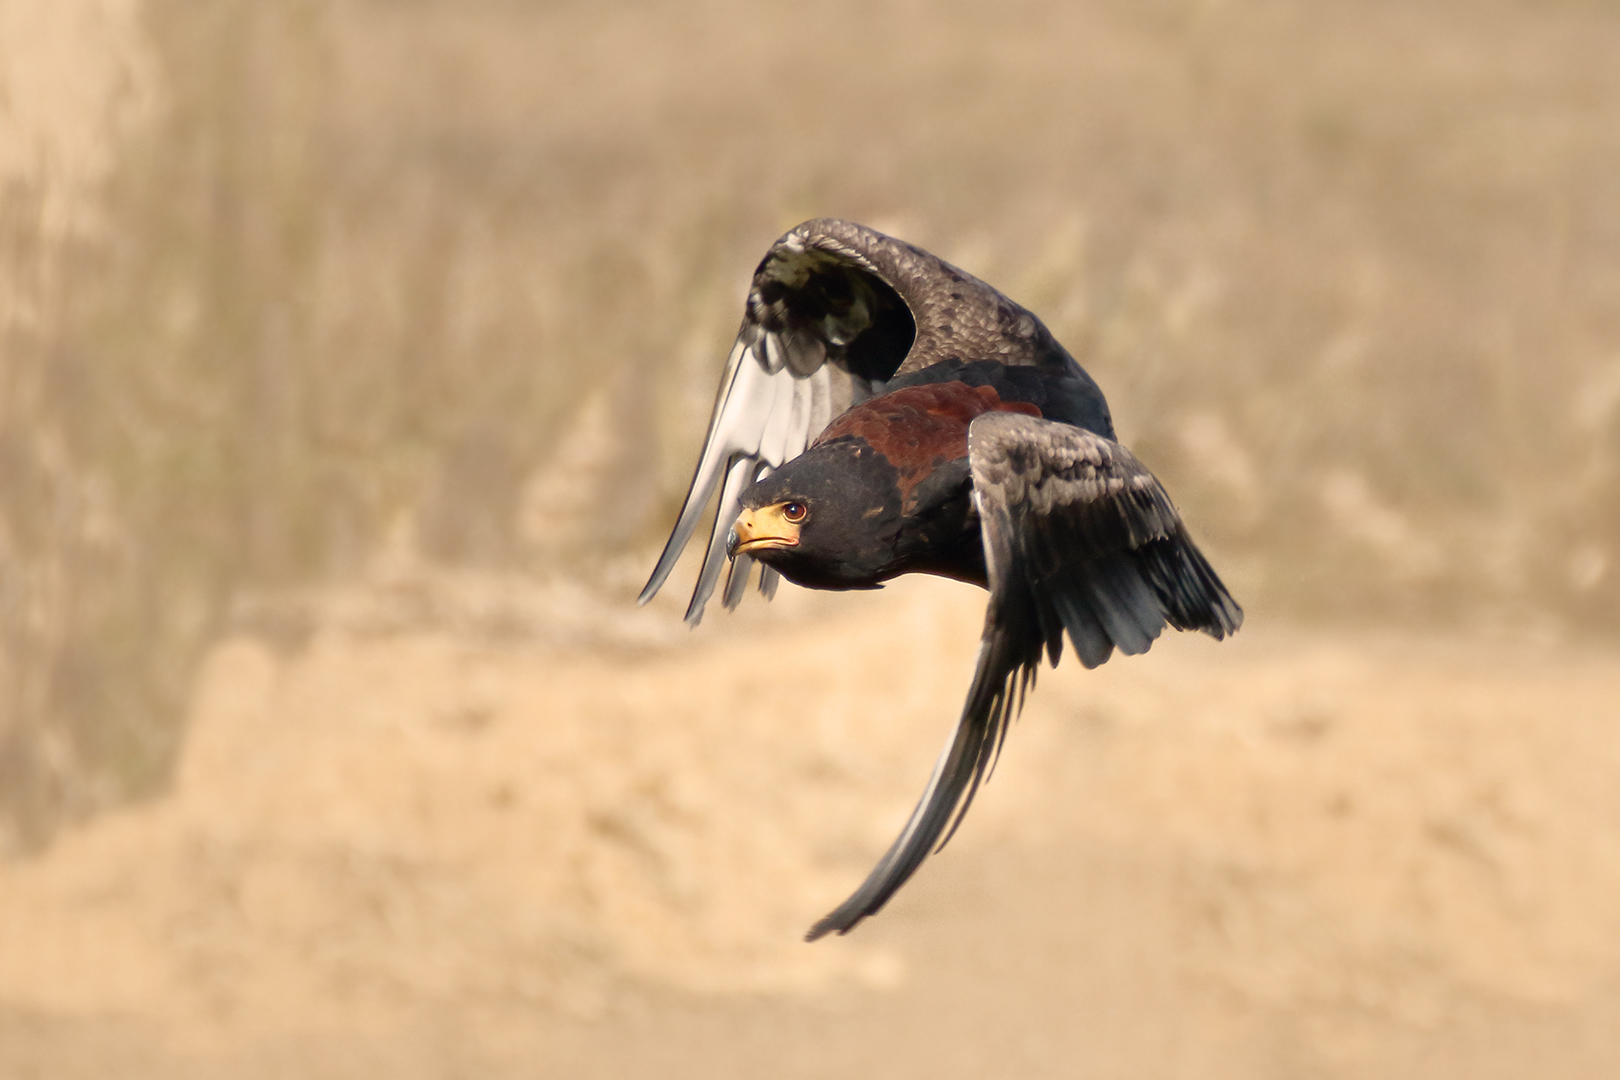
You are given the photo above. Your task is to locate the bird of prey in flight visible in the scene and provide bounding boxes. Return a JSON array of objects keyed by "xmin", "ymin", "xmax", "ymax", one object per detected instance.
[{"xmin": 641, "ymin": 219, "xmax": 1242, "ymax": 940}]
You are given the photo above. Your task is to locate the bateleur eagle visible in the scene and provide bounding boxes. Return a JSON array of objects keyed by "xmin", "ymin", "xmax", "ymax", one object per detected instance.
[{"xmin": 640, "ymin": 219, "xmax": 1242, "ymax": 941}]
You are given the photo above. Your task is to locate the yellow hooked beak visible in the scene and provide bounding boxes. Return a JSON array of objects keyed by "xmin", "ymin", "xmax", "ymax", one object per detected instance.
[{"xmin": 728, "ymin": 504, "xmax": 803, "ymax": 558}]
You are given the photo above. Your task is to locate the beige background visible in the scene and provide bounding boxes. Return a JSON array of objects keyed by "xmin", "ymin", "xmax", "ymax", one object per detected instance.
[{"xmin": 3, "ymin": 1, "xmax": 1619, "ymax": 1076}]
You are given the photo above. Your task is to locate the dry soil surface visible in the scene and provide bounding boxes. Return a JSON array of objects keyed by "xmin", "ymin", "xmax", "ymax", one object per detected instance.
[{"xmin": 3, "ymin": 570, "xmax": 1620, "ymax": 1079}]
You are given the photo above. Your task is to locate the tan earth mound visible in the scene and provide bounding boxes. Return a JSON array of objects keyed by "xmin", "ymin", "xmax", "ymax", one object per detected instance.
[
  {"xmin": 0, "ymin": 569, "xmax": 977, "ymax": 1034},
  {"xmin": 3, "ymin": 568, "xmax": 1620, "ymax": 1077}
]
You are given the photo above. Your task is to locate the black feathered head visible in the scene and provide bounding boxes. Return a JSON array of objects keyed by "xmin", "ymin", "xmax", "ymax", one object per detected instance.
[{"xmin": 728, "ymin": 439, "xmax": 904, "ymax": 591}]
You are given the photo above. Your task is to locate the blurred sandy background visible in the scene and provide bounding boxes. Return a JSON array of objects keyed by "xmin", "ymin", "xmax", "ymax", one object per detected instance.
[{"xmin": 3, "ymin": 0, "xmax": 1620, "ymax": 1076}]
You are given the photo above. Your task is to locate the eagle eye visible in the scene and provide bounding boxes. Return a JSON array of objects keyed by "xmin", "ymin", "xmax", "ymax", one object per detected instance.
[{"xmin": 781, "ymin": 501, "xmax": 808, "ymax": 524}]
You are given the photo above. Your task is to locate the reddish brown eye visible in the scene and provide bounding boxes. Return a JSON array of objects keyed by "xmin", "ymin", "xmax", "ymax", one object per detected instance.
[{"xmin": 781, "ymin": 501, "xmax": 808, "ymax": 523}]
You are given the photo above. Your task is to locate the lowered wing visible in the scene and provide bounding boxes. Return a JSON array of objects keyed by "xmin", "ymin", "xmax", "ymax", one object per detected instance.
[{"xmin": 805, "ymin": 411, "xmax": 1241, "ymax": 939}]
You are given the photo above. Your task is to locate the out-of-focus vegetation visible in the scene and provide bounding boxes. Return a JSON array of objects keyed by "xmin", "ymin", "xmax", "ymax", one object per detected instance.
[{"xmin": 3, "ymin": 0, "xmax": 1619, "ymax": 848}]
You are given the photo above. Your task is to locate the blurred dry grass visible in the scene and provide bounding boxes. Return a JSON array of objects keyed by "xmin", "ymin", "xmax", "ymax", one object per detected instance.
[
  {"xmin": 5, "ymin": 0, "xmax": 1620, "ymax": 841},
  {"xmin": 7, "ymin": 0, "xmax": 1620, "ymax": 846},
  {"xmin": 4, "ymin": 0, "xmax": 1620, "ymax": 1072}
]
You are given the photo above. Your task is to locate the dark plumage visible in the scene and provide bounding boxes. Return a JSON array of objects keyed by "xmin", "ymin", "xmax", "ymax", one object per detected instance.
[{"xmin": 640, "ymin": 219, "xmax": 1243, "ymax": 940}]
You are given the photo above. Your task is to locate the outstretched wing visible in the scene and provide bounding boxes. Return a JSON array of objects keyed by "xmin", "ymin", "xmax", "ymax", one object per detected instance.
[
  {"xmin": 640, "ymin": 218, "xmax": 1083, "ymax": 624},
  {"xmin": 805, "ymin": 411, "xmax": 1241, "ymax": 940}
]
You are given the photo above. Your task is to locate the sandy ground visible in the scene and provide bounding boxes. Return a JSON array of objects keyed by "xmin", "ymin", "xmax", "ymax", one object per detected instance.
[{"xmin": 2, "ymin": 569, "xmax": 1619, "ymax": 1078}]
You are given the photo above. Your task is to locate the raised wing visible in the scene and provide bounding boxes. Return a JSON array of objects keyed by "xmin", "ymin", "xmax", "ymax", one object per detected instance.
[
  {"xmin": 805, "ymin": 411, "xmax": 1241, "ymax": 940},
  {"xmin": 640, "ymin": 218, "xmax": 1084, "ymax": 624}
]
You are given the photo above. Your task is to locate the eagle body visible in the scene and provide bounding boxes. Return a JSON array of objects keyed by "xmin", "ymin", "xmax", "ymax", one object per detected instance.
[
  {"xmin": 640, "ymin": 219, "xmax": 1243, "ymax": 940},
  {"xmin": 737, "ymin": 377, "xmax": 1049, "ymax": 591}
]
